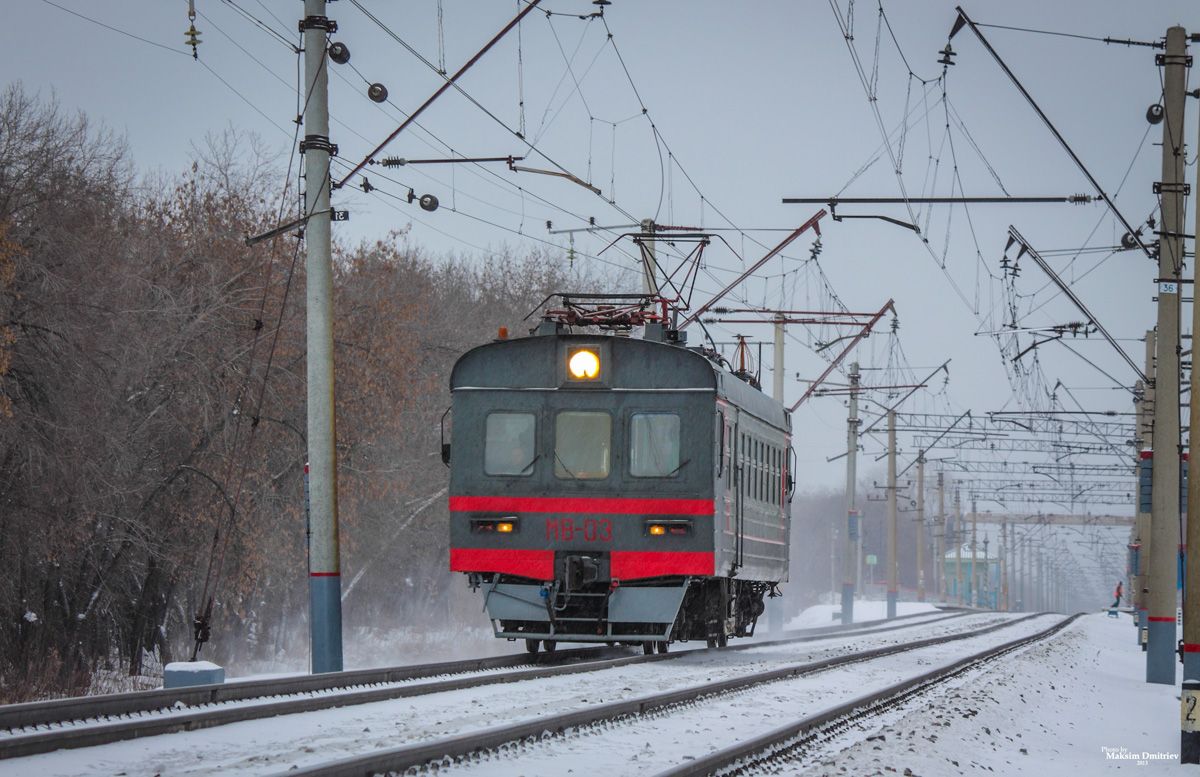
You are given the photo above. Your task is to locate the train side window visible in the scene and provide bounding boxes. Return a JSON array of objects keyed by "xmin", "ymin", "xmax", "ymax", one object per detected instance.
[
  {"xmin": 630, "ymin": 413, "xmax": 681, "ymax": 477},
  {"xmin": 726, "ymin": 423, "xmax": 733, "ymax": 488},
  {"xmin": 777, "ymin": 446, "xmax": 787, "ymax": 506},
  {"xmin": 773, "ymin": 447, "xmax": 780, "ymax": 505},
  {"xmin": 752, "ymin": 437, "xmax": 759, "ymax": 502},
  {"xmin": 740, "ymin": 433, "xmax": 747, "ymax": 497},
  {"xmin": 750, "ymin": 439, "xmax": 755, "ymax": 501},
  {"xmin": 766, "ymin": 445, "xmax": 772, "ymax": 505},
  {"xmin": 484, "ymin": 412, "xmax": 536, "ymax": 476},
  {"xmin": 715, "ymin": 412, "xmax": 725, "ymax": 478},
  {"xmin": 752, "ymin": 439, "xmax": 759, "ymax": 502},
  {"xmin": 554, "ymin": 411, "xmax": 611, "ymax": 479},
  {"xmin": 775, "ymin": 447, "xmax": 781, "ymax": 504},
  {"xmin": 755, "ymin": 439, "xmax": 763, "ymax": 502}
]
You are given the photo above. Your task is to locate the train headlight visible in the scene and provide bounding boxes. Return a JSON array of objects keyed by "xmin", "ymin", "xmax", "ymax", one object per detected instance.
[
  {"xmin": 568, "ymin": 349, "xmax": 600, "ymax": 379},
  {"xmin": 649, "ymin": 524, "xmax": 666, "ymax": 536},
  {"xmin": 497, "ymin": 522, "xmax": 515, "ymax": 533}
]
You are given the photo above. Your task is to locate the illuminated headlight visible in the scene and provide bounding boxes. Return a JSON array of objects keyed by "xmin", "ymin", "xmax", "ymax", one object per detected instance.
[
  {"xmin": 568, "ymin": 349, "xmax": 600, "ymax": 379},
  {"xmin": 473, "ymin": 518, "xmax": 520, "ymax": 534},
  {"xmin": 646, "ymin": 520, "xmax": 691, "ymax": 537}
]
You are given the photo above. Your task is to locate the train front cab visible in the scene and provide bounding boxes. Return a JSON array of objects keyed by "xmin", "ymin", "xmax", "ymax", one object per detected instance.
[{"xmin": 447, "ymin": 330, "xmax": 789, "ymax": 649}]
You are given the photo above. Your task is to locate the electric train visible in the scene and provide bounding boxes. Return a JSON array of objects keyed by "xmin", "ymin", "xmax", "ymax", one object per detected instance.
[{"xmin": 445, "ymin": 317, "xmax": 792, "ymax": 653}]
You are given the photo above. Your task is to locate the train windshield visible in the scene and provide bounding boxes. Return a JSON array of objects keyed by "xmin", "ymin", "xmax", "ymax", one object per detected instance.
[
  {"xmin": 629, "ymin": 413, "xmax": 681, "ymax": 477},
  {"xmin": 554, "ymin": 411, "xmax": 611, "ymax": 479},
  {"xmin": 484, "ymin": 412, "xmax": 536, "ymax": 476}
]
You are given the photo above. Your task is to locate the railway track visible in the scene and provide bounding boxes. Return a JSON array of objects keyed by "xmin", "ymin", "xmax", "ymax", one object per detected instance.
[
  {"xmin": 651, "ymin": 612, "xmax": 1083, "ymax": 777},
  {"xmin": 0, "ymin": 608, "xmax": 963, "ymax": 760},
  {"xmin": 254, "ymin": 612, "xmax": 1051, "ymax": 777}
]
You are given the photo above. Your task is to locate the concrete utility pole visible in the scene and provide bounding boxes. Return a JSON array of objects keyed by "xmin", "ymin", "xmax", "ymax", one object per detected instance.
[
  {"xmin": 1183, "ymin": 24, "xmax": 1200, "ymax": 762},
  {"xmin": 1138, "ymin": 334, "xmax": 1155, "ymax": 650},
  {"xmin": 917, "ymin": 453, "xmax": 926, "ymax": 602},
  {"xmin": 1036, "ymin": 547, "xmax": 1043, "ymax": 611},
  {"xmin": 768, "ymin": 316, "xmax": 785, "ymax": 634},
  {"xmin": 841, "ymin": 363, "xmax": 861, "ymax": 625},
  {"xmin": 1040, "ymin": 554, "xmax": 1047, "ymax": 612},
  {"xmin": 1032, "ymin": 549, "xmax": 1038, "ymax": 611},
  {"xmin": 971, "ymin": 500, "xmax": 979, "ymax": 607},
  {"xmin": 887, "ymin": 410, "xmax": 899, "ymax": 618},
  {"xmin": 1034, "ymin": 552, "xmax": 1041, "ymax": 611},
  {"xmin": 1147, "ymin": 25, "xmax": 1187, "ymax": 687},
  {"xmin": 1021, "ymin": 532, "xmax": 1028, "ymax": 611},
  {"xmin": 302, "ymin": 0, "xmax": 343, "ymax": 674},
  {"xmin": 955, "ymin": 489, "xmax": 964, "ymax": 605},
  {"xmin": 1001, "ymin": 520, "xmax": 1009, "ymax": 611},
  {"xmin": 938, "ymin": 473, "xmax": 947, "ymax": 602},
  {"xmin": 1048, "ymin": 569, "xmax": 1055, "ymax": 613},
  {"xmin": 1018, "ymin": 534, "xmax": 1025, "ymax": 611}
]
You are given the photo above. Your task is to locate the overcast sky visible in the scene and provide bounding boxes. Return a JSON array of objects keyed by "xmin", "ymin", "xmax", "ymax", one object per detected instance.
[{"xmin": 6, "ymin": 0, "xmax": 1197, "ymax": 508}]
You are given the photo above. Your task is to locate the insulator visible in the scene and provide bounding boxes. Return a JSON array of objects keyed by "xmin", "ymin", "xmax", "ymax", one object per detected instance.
[
  {"xmin": 368, "ymin": 83, "xmax": 388, "ymax": 103},
  {"xmin": 328, "ymin": 41, "xmax": 350, "ymax": 64}
]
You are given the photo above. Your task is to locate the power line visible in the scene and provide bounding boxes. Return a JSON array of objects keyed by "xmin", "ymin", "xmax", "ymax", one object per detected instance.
[
  {"xmin": 976, "ymin": 22, "xmax": 1163, "ymax": 49},
  {"xmin": 38, "ymin": 0, "xmax": 189, "ymax": 57}
]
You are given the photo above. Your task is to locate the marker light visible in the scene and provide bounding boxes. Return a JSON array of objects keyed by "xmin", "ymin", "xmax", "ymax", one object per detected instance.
[
  {"xmin": 646, "ymin": 520, "xmax": 691, "ymax": 537},
  {"xmin": 472, "ymin": 519, "xmax": 518, "ymax": 534},
  {"xmin": 568, "ymin": 349, "xmax": 600, "ymax": 379}
]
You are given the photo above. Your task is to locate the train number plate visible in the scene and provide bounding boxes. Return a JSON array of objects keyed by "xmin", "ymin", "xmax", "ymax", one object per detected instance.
[{"xmin": 546, "ymin": 517, "xmax": 611, "ymax": 542}]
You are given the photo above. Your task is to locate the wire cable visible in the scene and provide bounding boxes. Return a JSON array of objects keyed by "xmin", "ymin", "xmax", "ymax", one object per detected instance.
[{"xmin": 38, "ymin": 0, "xmax": 189, "ymax": 57}]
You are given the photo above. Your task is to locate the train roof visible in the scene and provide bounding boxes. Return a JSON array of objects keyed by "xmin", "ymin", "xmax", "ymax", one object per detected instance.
[{"xmin": 451, "ymin": 332, "xmax": 790, "ymax": 431}]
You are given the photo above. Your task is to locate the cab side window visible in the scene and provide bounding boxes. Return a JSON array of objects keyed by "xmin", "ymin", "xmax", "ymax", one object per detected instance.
[
  {"xmin": 630, "ymin": 413, "xmax": 681, "ymax": 477},
  {"xmin": 484, "ymin": 412, "xmax": 536, "ymax": 476}
]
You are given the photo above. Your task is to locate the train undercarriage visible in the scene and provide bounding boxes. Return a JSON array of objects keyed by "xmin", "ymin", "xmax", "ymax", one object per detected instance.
[{"xmin": 467, "ymin": 558, "xmax": 773, "ymax": 653}]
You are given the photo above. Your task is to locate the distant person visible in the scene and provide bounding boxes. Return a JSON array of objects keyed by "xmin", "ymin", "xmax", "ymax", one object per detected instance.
[{"xmin": 1112, "ymin": 581, "xmax": 1123, "ymax": 609}]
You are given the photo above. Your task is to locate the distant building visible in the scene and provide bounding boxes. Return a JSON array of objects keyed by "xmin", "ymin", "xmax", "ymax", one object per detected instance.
[{"xmin": 944, "ymin": 542, "xmax": 1002, "ymax": 609}]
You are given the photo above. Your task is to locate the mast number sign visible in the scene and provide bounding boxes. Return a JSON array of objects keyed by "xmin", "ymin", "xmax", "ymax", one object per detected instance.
[{"xmin": 1160, "ymin": 281, "xmax": 1179, "ymax": 295}]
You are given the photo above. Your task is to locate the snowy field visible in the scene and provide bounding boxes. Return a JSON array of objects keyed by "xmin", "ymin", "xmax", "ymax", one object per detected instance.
[{"xmin": 3, "ymin": 610, "xmax": 1187, "ymax": 775}]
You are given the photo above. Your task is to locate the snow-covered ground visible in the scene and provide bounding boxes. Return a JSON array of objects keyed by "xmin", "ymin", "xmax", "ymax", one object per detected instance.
[
  {"xmin": 3, "ymin": 610, "xmax": 1187, "ymax": 775},
  {"xmin": 786, "ymin": 601, "xmax": 943, "ymax": 629},
  {"xmin": 787, "ymin": 611, "xmax": 1184, "ymax": 775}
]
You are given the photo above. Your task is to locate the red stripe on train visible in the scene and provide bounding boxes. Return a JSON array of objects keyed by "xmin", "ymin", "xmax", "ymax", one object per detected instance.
[
  {"xmin": 450, "ymin": 548, "xmax": 554, "ymax": 580},
  {"xmin": 611, "ymin": 551, "xmax": 714, "ymax": 579},
  {"xmin": 450, "ymin": 548, "xmax": 715, "ymax": 581},
  {"xmin": 450, "ymin": 496, "xmax": 715, "ymax": 515}
]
